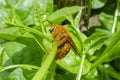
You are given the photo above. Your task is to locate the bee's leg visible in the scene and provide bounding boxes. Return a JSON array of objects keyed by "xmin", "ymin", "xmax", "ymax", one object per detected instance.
[
  {"xmin": 57, "ymin": 38, "xmax": 67, "ymax": 47},
  {"xmin": 61, "ymin": 42, "xmax": 71, "ymax": 56},
  {"xmin": 55, "ymin": 33, "xmax": 63, "ymax": 40},
  {"xmin": 55, "ymin": 47, "xmax": 62, "ymax": 60}
]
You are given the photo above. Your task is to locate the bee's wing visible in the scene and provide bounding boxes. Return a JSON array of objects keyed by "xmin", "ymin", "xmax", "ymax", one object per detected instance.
[
  {"xmin": 68, "ymin": 38, "xmax": 77, "ymax": 51},
  {"xmin": 62, "ymin": 33, "xmax": 77, "ymax": 52},
  {"xmin": 67, "ymin": 36, "xmax": 81, "ymax": 56}
]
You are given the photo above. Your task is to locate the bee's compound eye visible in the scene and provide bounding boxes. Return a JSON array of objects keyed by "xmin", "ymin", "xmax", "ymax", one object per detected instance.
[{"xmin": 49, "ymin": 26, "xmax": 55, "ymax": 32}]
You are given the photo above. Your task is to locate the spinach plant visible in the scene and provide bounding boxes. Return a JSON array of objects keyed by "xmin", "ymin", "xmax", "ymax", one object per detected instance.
[{"xmin": 0, "ymin": 0, "xmax": 120, "ymax": 80}]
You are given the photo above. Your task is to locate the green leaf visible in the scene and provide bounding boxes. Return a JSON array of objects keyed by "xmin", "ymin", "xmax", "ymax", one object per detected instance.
[
  {"xmin": 5, "ymin": 9, "xmax": 23, "ymax": 26},
  {"xmin": 15, "ymin": 36, "xmax": 46, "ymax": 54},
  {"xmin": 5, "ymin": 0, "xmax": 17, "ymax": 7},
  {"xmin": 101, "ymin": 29, "xmax": 120, "ymax": 57},
  {"xmin": 0, "ymin": 8, "xmax": 9, "ymax": 27},
  {"xmin": 0, "ymin": 26, "xmax": 48, "ymax": 54},
  {"xmin": 38, "ymin": 0, "xmax": 54, "ymax": 13},
  {"xmin": 74, "ymin": 10, "xmax": 82, "ymax": 28},
  {"xmin": 23, "ymin": 69, "xmax": 37, "ymax": 80},
  {"xmin": 0, "ymin": 27, "xmax": 21, "ymax": 40},
  {"xmin": 0, "ymin": 42, "xmax": 43, "ymax": 66},
  {"xmin": 83, "ymin": 32, "xmax": 109, "ymax": 55},
  {"xmin": 70, "ymin": 31, "xmax": 82, "ymax": 55},
  {"xmin": 45, "ymin": 61, "xmax": 56, "ymax": 80},
  {"xmin": 95, "ymin": 29, "xmax": 113, "ymax": 45},
  {"xmin": 65, "ymin": 15, "xmax": 74, "ymax": 27},
  {"xmin": 55, "ymin": 72, "xmax": 76, "ymax": 80},
  {"xmin": 0, "ymin": 77, "xmax": 2, "ymax": 80},
  {"xmin": 98, "ymin": 12, "xmax": 114, "ymax": 30},
  {"xmin": 0, "ymin": 47, "xmax": 4, "ymax": 66},
  {"xmin": 14, "ymin": 0, "xmax": 34, "ymax": 19},
  {"xmin": 101, "ymin": 41, "xmax": 120, "ymax": 62},
  {"xmin": 92, "ymin": 29, "xmax": 120, "ymax": 69},
  {"xmin": 84, "ymin": 68, "xmax": 99, "ymax": 80},
  {"xmin": 7, "ymin": 68, "xmax": 26, "ymax": 80},
  {"xmin": 92, "ymin": 0, "xmax": 107, "ymax": 9},
  {"xmin": 48, "ymin": 6, "xmax": 84, "ymax": 24},
  {"xmin": 0, "ymin": 71, "xmax": 10, "ymax": 80},
  {"xmin": 0, "ymin": 0, "xmax": 6, "ymax": 7},
  {"xmin": 32, "ymin": 46, "xmax": 57, "ymax": 80},
  {"xmin": 98, "ymin": 65, "xmax": 120, "ymax": 80},
  {"xmin": 56, "ymin": 50, "xmax": 91, "ymax": 75},
  {"xmin": 56, "ymin": 50, "xmax": 80, "ymax": 74},
  {"xmin": 0, "ymin": 27, "xmax": 19, "ymax": 34},
  {"xmin": 4, "ymin": 0, "xmax": 34, "ymax": 25},
  {"xmin": 0, "ymin": 31, "xmax": 46, "ymax": 54}
]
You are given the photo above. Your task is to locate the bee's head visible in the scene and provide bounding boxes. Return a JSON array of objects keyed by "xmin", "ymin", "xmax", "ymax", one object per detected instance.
[{"xmin": 49, "ymin": 25, "xmax": 55, "ymax": 33}]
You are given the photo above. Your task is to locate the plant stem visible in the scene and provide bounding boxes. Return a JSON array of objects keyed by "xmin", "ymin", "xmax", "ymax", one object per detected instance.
[
  {"xmin": 40, "ymin": 22, "xmax": 46, "ymax": 34},
  {"xmin": 92, "ymin": 29, "xmax": 120, "ymax": 68},
  {"xmin": 32, "ymin": 35, "xmax": 47, "ymax": 53},
  {"xmin": 76, "ymin": 28, "xmax": 84, "ymax": 52},
  {"xmin": 32, "ymin": 46, "xmax": 57, "ymax": 80},
  {"xmin": 0, "ymin": 64, "xmax": 39, "ymax": 72},
  {"xmin": 76, "ymin": 54, "xmax": 86, "ymax": 80},
  {"xmin": 91, "ymin": 41, "xmax": 120, "ymax": 70},
  {"xmin": 98, "ymin": 65, "xmax": 120, "ymax": 79},
  {"xmin": 112, "ymin": 0, "xmax": 119, "ymax": 33},
  {"xmin": 86, "ymin": 0, "xmax": 91, "ymax": 30},
  {"xmin": 17, "ymin": 24, "xmax": 52, "ymax": 42}
]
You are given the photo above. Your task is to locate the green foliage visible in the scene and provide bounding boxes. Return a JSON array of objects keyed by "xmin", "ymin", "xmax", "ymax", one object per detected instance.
[
  {"xmin": 7, "ymin": 68, "xmax": 26, "ymax": 80},
  {"xmin": 98, "ymin": 12, "xmax": 114, "ymax": 30},
  {"xmin": 0, "ymin": 0, "xmax": 120, "ymax": 80},
  {"xmin": 91, "ymin": 0, "xmax": 107, "ymax": 9},
  {"xmin": 48, "ymin": 6, "xmax": 84, "ymax": 24}
]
